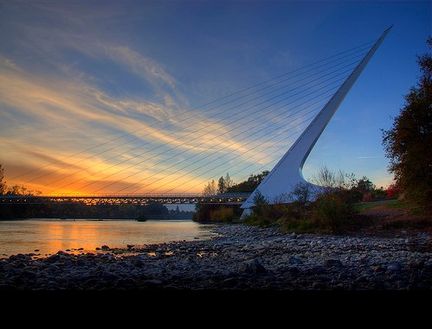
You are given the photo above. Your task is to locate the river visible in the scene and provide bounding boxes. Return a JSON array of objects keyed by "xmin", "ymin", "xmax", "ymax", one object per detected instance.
[{"xmin": 0, "ymin": 219, "xmax": 216, "ymax": 257}]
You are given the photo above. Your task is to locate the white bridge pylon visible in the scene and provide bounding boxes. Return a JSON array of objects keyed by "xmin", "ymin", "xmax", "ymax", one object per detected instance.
[{"xmin": 241, "ymin": 27, "xmax": 392, "ymax": 213}]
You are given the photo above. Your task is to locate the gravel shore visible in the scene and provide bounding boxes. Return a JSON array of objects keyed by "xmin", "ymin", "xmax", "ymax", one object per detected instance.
[{"xmin": 1, "ymin": 224, "xmax": 432, "ymax": 290}]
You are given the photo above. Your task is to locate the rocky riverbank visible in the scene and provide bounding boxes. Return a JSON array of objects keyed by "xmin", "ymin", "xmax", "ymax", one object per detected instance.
[{"xmin": 1, "ymin": 224, "xmax": 432, "ymax": 290}]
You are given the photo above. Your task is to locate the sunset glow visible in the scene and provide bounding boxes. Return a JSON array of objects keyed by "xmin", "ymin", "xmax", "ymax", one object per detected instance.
[{"xmin": 0, "ymin": 1, "xmax": 429, "ymax": 195}]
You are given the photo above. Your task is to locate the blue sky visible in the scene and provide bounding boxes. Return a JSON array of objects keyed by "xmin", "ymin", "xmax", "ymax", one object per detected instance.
[{"xmin": 0, "ymin": 0, "xmax": 430, "ymax": 195}]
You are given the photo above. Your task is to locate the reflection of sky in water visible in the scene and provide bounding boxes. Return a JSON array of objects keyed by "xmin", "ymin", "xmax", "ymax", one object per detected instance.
[
  {"xmin": 164, "ymin": 204, "xmax": 196, "ymax": 212},
  {"xmin": 0, "ymin": 219, "xmax": 215, "ymax": 257}
]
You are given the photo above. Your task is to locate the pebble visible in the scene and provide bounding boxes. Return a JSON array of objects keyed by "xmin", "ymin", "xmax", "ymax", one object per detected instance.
[
  {"xmin": 387, "ymin": 262, "xmax": 402, "ymax": 272},
  {"xmin": 289, "ymin": 256, "xmax": 303, "ymax": 265},
  {"xmin": 324, "ymin": 259, "xmax": 343, "ymax": 268},
  {"xmin": 0, "ymin": 224, "xmax": 430, "ymax": 290}
]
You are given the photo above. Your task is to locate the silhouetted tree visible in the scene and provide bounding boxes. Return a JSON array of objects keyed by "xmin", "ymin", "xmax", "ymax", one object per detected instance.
[
  {"xmin": 0, "ymin": 164, "xmax": 40, "ymax": 196},
  {"xmin": 312, "ymin": 166, "xmax": 354, "ymax": 192},
  {"xmin": 217, "ymin": 173, "xmax": 234, "ymax": 194},
  {"xmin": 354, "ymin": 177, "xmax": 375, "ymax": 194},
  {"xmin": 382, "ymin": 37, "xmax": 432, "ymax": 209},
  {"xmin": 251, "ymin": 190, "xmax": 268, "ymax": 216},
  {"xmin": 227, "ymin": 170, "xmax": 269, "ymax": 192},
  {"xmin": 0, "ymin": 164, "xmax": 6, "ymax": 195},
  {"xmin": 202, "ymin": 179, "xmax": 217, "ymax": 196},
  {"xmin": 224, "ymin": 173, "xmax": 233, "ymax": 190},
  {"xmin": 218, "ymin": 176, "xmax": 226, "ymax": 194}
]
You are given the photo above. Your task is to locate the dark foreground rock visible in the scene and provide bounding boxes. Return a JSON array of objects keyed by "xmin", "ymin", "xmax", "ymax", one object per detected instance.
[{"xmin": 0, "ymin": 225, "xmax": 432, "ymax": 290}]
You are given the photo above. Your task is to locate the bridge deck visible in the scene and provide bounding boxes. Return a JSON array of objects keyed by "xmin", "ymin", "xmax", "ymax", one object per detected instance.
[{"xmin": 0, "ymin": 193, "xmax": 250, "ymax": 205}]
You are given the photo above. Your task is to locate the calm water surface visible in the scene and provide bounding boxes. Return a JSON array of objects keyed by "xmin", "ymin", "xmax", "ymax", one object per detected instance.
[{"xmin": 0, "ymin": 219, "xmax": 216, "ymax": 257}]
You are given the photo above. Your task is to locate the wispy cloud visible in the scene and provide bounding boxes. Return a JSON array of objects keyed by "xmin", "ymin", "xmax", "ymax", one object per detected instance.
[
  {"xmin": 0, "ymin": 54, "xmax": 282, "ymax": 194},
  {"xmin": 356, "ymin": 156, "xmax": 381, "ymax": 160},
  {"xmin": 102, "ymin": 45, "xmax": 176, "ymax": 89},
  {"xmin": 0, "ymin": 2, "xmax": 306, "ymax": 194}
]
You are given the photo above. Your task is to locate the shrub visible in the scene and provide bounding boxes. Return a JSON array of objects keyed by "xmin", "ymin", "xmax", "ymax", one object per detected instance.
[
  {"xmin": 244, "ymin": 180, "xmax": 361, "ymax": 233},
  {"xmin": 193, "ymin": 203, "xmax": 241, "ymax": 223},
  {"xmin": 209, "ymin": 207, "xmax": 236, "ymax": 223},
  {"xmin": 311, "ymin": 193, "xmax": 355, "ymax": 233},
  {"xmin": 386, "ymin": 184, "xmax": 400, "ymax": 199},
  {"xmin": 277, "ymin": 216, "xmax": 315, "ymax": 233},
  {"xmin": 244, "ymin": 204, "xmax": 280, "ymax": 227},
  {"xmin": 245, "ymin": 198, "xmax": 311, "ymax": 229}
]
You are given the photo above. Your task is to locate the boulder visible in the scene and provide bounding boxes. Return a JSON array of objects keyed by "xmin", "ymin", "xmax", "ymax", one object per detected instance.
[
  {"xmin": 324, "ymin": 259, "xmax": 343, "ymax": 268},
  {"xmin": 288, "ymin": 255, "xmax": 303, "ymax": 265},
  {"xmin": 239, "ymin": 259, "xmax": 267, "ymax": 274}
]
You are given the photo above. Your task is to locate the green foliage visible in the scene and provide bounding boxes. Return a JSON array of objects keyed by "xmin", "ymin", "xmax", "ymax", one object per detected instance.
[
  {"xmin": 251, "ymin": 190, "xmax": 268, "ymax": 213},
  {"xmin": 218, "ymin": 176, "xmax": 226, "ymax": 194},
  {"xmin": 355, "ymin": 176, "xmax": 375, "ymax": 194},
  {"xmin": 246, "ymin": 187, "xmax": 313, "ymax": 229},
  {"xmin": 0, "ymin": 164, "xmax": 6, "ymax": 195},
  {"xmin": 310, "ymin": 193, "xmax": 355, "ymax": 233},
  {"xmin": 244, "ymin": 190, "xmax": 277, "ymax": 226},
  {"xmin": 0, "ymin": 202, "xmax": 193, "ymax": 220},
  {"xmin": 277, "ymin": 216, "xmax": 316, "ymax": 233},
  {"xmin": 289, "ymin": 182, "xmax": 314, "ymax": 204},
  {"xmin": 244, "ymin": 176, "xmax": 360, "ymax": 233},
  {"xmin": 209, "ymin": 207, "xmax": 236, "ymax": 223},
  {"xmin": 193, "ymin": 203, "xmax": 241, "ymax": 223},
  {"xmin": 137, "ymin": 203, "xmax": 169, "ymax": 219},
  {"xmin": 227, "ymin": 170, "xmax": 269, "ymax": 193},
  {"xmin": 217, "ymin": 173, "xmax": 233, "ymax": 194},
  {"xmin": 382, "ymin": 37, "xmax": 432, "ymax": 210}
]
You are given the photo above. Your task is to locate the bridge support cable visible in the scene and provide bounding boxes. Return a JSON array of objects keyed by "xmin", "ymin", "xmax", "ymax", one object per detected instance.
[
  {"xmin": 82, "ymin": 76, "xmax": 348, "ymax": 194},
  {"xmin": 49, "ymin": 60, "xmax": 360, "ymax": 194},
  {"xmin": 45, "ymin": 54, "xmax": 364, "ymax": 192},
  {"xmin": 7, "ymin": 41, "xmax": 373, "ymax": 182},
  {"xmin": 241, "ymin": 27, "xmax": 392, "ymax": 209},
  {"xmin": 11, "ymin": 46, "xmax": 370, "ymax": 190},
  {"xmin": 55, "ymin": 77, "xmax": 346, "ymax": 195},
  {"xmin": 123, "ymin": 89, "xmax": 337, "ymax": 194}
]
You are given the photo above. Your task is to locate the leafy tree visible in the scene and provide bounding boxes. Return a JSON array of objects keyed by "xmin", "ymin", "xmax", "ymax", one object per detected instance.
[
  {"xmin": 382, "ymin": 37, "xmax": 432, "ymax": 209},
  {"xmin": 251, "ymin": 189, "xmax": 268, "ymax": 216},
  {"xmin": 289, "ymin": 182, "xmax": 314, "ymax": 205},
  {"xmin": 355, "ymin": 176, "xmax": 375, "ymax": 194},
  {"xmin": 202, "ymin": 179, "xmax": 217, "ymax": 196},
  {"xmin": 0, "ymin": 164, "xmax": 6, "ymax": 195},
  {"xmin": 227, "ymin": 170, "xmax": 269, "ymax": 192},
  {"xmin": 217, "ymin": 176, "xmax": 226, "ymax": 194},
  {"xmin": 217, "ymin": 173, "xmax": 234, "ymax": 194}
]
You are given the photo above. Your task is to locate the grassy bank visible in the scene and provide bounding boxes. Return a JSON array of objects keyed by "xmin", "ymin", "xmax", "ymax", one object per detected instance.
[{"xmin": 245, "ymin": 198, "xmax": 432, "ymax": 234}]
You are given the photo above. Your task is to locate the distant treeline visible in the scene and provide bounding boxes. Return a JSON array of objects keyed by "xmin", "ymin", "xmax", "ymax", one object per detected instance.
[
  {"xmin": 0, "ymin": 202, "xmax": 194, "ymax": 220},
  {"xmin": 202, "ymin": 171, "xmax": 269, "ymax": 195}
]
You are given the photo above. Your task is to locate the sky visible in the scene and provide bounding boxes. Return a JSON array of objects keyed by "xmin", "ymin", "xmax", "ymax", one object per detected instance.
[{"xmin": 0, "ymin": 0, "xmax": 430, "ymax": 196}]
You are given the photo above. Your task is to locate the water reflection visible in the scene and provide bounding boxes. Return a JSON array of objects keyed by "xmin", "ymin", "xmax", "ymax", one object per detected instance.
[{"xmin": 0, "ymin": 219, "xmax": 216, "ymax": 257}]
